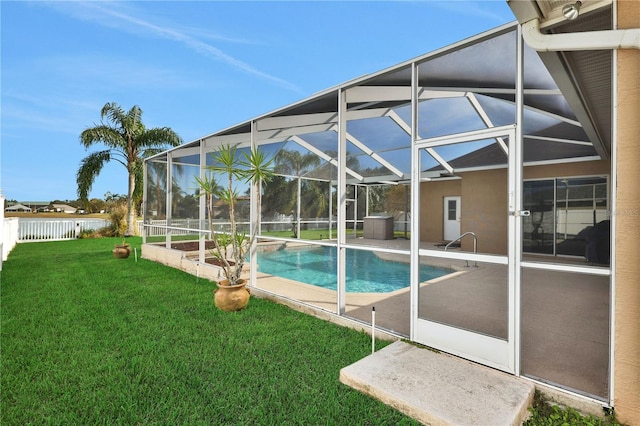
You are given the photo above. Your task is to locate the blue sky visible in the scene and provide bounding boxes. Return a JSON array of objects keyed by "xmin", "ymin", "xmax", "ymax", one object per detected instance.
[{"xmin": 1, "ymin": 0, "xmax": 514, "ymax": 202}]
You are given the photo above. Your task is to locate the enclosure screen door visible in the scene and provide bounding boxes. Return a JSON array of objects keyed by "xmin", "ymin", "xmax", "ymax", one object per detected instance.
[{"xmin": 412, "ymin": 127, "xmax": 516, "ymax": 374}]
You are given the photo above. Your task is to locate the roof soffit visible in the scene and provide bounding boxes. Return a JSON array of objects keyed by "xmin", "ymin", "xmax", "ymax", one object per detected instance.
[{"xmin": 508, "ymin": 0, "xmax": 613, "ymax": 158}]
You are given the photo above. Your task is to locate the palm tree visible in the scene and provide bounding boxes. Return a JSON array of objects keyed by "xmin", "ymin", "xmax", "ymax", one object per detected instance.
[
  {"xmin": 273, "ymin": 149, "xmax": 321, "ymax": 220},
  {"xmin": 77, "ymin": 102, "xmax": 182, "ymax": 235},
  {"xmin": 274, "ymin": 149, "xmax": 320, "ymax": 176}
]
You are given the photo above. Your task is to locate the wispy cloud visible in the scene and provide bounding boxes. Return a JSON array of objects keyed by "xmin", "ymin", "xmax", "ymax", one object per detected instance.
[
  {"xmin": 38, "ymin": 54, "xmax": 201, "ymax": 91},
  {"xmin": 2, "ymin": 93, "xmax": 95, "ymax": 136},
  {"xmin": 2, "ymin": 52, "xmax": 197, "ymax": 136},
  {"xmin": 43, "ymin": 1, "xmax": 302, "ymax": 93},
  {"xmin": 178, "ymin": 25, "xmax": 264, "ymax": 46}
]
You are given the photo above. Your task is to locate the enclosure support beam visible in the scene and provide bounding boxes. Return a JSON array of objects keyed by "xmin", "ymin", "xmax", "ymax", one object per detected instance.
[
  {"xmin": 512, "ymin": 25, "xmax": 525, "ymax": 377},
  {"xmin": 409, "ymin": 62, "xmax": 420, "ymax": 342},
  {"xmin": 199, "ymin": 139, "xmax": 206, "ymax": 264},
  {"xmin": 387, "ymin": 109, "xmax": 455, "ymax": 174},
  {"xmin": 142, "ymin": 161, "xmax": 148, "ymax": 244},
  {"xmin": 466, "ymin": 93, "xmax": 509, "ymax": 154},
  {"xmin": 337, "ymin": 88, "xmax": 348, "ymax": 316},
  {"xmin": 250, "ymin": 121, "xmax": 259, "ymax": 288},
  {"xmin": 165, "ymin": 153, "xmax": 173, "ymax": 249},
  {"xmin": 296, "ymin": 177, "xmax": 302, "ymax": 240}
]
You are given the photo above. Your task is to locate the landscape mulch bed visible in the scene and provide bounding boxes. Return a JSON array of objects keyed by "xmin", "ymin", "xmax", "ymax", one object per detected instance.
[
  {"xmin": 168, "ymin": 241, "xmax": 218, "ymax": 251},
  {"xmin": 167, "ymin": 241, "xmax": 233, "ymax": 267}
]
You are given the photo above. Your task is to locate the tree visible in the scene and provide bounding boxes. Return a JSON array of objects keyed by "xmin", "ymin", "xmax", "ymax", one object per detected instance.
[
  {"xmin": 77, "ymin": 102, "xmax": 182, "ymax": 235},
  {"xmin": 274, "ymin": 150, "xmax": 319, "ymax": 176},
  {"xmin": 384, "ymin": 184, "xmax": 409, "ymax": 213},
  {"xmin": 103, "ymin": 192, "xmax": 127, "ymax": 210},
  {"xmin": 87, "ymin": 198, "xmax": 106, "ymax": 214},
  {"xmin": 273, "ymin": 149, "xmax": 321, "ymax": 225},
  {"xmin": 263, "ymin": 175, "xmax": 296, "ymax": 217}
]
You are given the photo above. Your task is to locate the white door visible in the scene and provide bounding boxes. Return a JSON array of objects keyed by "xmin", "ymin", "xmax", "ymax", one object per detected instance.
[{"xmin": 443, "ymin": 196, "xmax": 461, "ymax": 241}]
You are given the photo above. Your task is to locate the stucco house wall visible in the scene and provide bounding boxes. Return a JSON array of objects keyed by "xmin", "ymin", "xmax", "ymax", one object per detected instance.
[
  {"xmin": 459, "ymin": 169, "xmax": 508, "ymax": 254},
  {"xmin": 419, "ymin": 160, "xmax": 611, "ymax": 256},
  {"xmin": 419, "ymin": 179, "xmax": 461, "ymax": 243},
  {"xmin": 613, "ymin": 1, "xmax": 640, "ymax": 422}
]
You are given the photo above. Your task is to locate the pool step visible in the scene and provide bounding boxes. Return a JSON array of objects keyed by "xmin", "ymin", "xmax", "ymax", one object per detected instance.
[{"xmin": 340, "ymin": 341, "xmax": 534, "ymax": 425}]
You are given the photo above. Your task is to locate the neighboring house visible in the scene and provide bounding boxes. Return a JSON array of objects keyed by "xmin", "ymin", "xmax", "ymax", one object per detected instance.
[
  {"xmin": 4, "ymin": 203, "xmax": 32, "ymax": 213},
  {"xmin": 20, "ymin": 201, "xmax": 50, "ymax": 212},
  {"xmin": 51, "ymin": 204, "xmax": 77, "ymax": 214},
  {"xmin": 142, "ymin": 1, "xmax": 639, "ymax": 423}
]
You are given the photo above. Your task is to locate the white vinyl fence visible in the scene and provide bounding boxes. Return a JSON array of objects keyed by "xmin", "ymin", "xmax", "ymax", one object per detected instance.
[
  {"xmin": 138, "ymin": 216, "xmax": 409, "ymax": 236},
  {"xmin": 18, "ymin": 219, "xmax": 108, "ymax": 242},
  {"xmin": 2, "ymin": 218, "xmax": 19, "ymax": 264},
  {"xmin": 138, "ymin": 219, "xmax": 202, "ymax": 237},
  {"xmin": 138, "ymin": 215, "xmax": 412, "ymax": 241}
]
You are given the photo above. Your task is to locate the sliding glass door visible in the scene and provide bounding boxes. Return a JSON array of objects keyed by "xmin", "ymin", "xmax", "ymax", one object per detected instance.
[{"xmin": 523, "ymin": 176, "xmax": 608, "ymax": 262}]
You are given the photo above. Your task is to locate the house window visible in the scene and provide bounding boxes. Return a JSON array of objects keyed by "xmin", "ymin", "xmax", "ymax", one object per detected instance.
[
  {"xmin": 523, "ymin": 176, "xmax": 609, "ymax": 263},
  {"xmin": 447, "ymin": 200, "xmax": 457, "ymax": 221}
]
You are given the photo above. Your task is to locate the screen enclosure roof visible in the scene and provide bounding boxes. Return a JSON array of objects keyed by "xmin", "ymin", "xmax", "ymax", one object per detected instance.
[{"xmin": 149, "ymin": 19, "xmax": 610, "ymax": 185}]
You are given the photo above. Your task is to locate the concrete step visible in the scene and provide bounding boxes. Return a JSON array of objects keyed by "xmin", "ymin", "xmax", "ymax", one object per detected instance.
[{"xmin": 340, "ymin": 341, "xmax": 534, "ymax": 425}]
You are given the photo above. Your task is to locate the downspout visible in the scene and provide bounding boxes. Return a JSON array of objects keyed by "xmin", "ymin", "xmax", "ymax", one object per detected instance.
[{"xmin": 521, "ymin": 18, "xmax": 640, "ymax": 51}]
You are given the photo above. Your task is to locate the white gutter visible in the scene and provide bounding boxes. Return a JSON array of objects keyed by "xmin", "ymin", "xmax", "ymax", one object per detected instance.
[{"xmin": 522, "ymin": 19, "xmax": 640, "ymax": 51}]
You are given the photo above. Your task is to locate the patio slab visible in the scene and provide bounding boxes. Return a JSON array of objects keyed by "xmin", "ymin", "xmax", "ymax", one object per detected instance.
[{"xmin": 340, "ymin": 341, "xmax": 534, "ymax": 426}]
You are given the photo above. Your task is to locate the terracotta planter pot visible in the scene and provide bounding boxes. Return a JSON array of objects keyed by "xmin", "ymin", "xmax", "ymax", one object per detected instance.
[
  {"xmin": 113, "ymin": 244, "xmax": 131, "ymax": 259},
  {"xmin": 214, "ymin": 279, "xmax": 250, "ymax": 311}
]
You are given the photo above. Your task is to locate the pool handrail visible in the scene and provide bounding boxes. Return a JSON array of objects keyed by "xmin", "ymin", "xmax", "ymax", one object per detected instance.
[{"xmin": 444, "ymin": 232, "xmax": 478, "ymax": 267}]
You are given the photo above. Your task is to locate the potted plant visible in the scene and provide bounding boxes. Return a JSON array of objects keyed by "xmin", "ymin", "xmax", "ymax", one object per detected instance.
[
  {"xmin": 195, "ymin": 144, "xmax": 273, "ymax": 311},
  {"xmin": 113, "ymin": 236, "xmax": 131, "ymax": 258}
]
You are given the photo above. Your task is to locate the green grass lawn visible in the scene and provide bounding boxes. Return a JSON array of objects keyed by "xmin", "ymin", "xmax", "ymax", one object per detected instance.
[
  {"xmin": 1, "ymin": 237, "xmax": 418, "ymax": 425},
  {"xmin": 1, "ymin": 238, "xmax": 621, "ymax": 425}
]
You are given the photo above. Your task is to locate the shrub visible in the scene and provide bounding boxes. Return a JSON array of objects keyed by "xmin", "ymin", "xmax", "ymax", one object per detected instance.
[
  {"xmin": 108, "ymin": 204, "xmax": 127, "ymax": 237},
  {"xmin": 78, "ymin": 227, "xmax": 114, "ymax": 239}
]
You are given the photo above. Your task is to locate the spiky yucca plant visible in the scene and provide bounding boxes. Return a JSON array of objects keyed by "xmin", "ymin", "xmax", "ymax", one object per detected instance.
[{"xmin": 194, "ymin": 145, "xmax": 273, "ymax": 285}]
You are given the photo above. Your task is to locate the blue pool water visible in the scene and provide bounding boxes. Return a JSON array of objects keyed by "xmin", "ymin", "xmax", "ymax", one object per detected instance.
[{"xmin": 257, "ymin": 246, "xmax": 453, "ymax": 293}]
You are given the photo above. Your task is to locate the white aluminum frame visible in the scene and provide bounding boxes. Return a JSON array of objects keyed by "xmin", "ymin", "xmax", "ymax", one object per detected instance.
[{"xmin": 411, "ymin": 126, "xmax": 518, "ymax": 374}]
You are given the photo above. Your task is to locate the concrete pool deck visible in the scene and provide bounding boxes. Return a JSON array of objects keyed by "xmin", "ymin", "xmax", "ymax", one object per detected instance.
[
  {"xmin": 253, "ymin": 238, "xmax": 497, "ymax": 338},
  {"xmin": 252, "ymin": 237, "xmax": 610, "ymax": 402}
]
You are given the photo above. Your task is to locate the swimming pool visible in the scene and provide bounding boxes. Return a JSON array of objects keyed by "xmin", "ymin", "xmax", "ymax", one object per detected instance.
[{"xmin": 257, "ymin": 245, "xmax": 453, "ymax": 293}]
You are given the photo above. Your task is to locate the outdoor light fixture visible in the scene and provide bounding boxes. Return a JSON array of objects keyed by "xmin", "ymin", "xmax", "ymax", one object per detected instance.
[{"xmin": 562, "ymin": 1, "xmax": 582, "ymax": 20}]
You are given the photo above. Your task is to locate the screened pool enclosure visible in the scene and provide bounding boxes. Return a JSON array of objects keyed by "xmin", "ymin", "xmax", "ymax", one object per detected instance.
[{"xmin": 143, "ymin": 22, "xmax": 613, "ymax": 402}]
